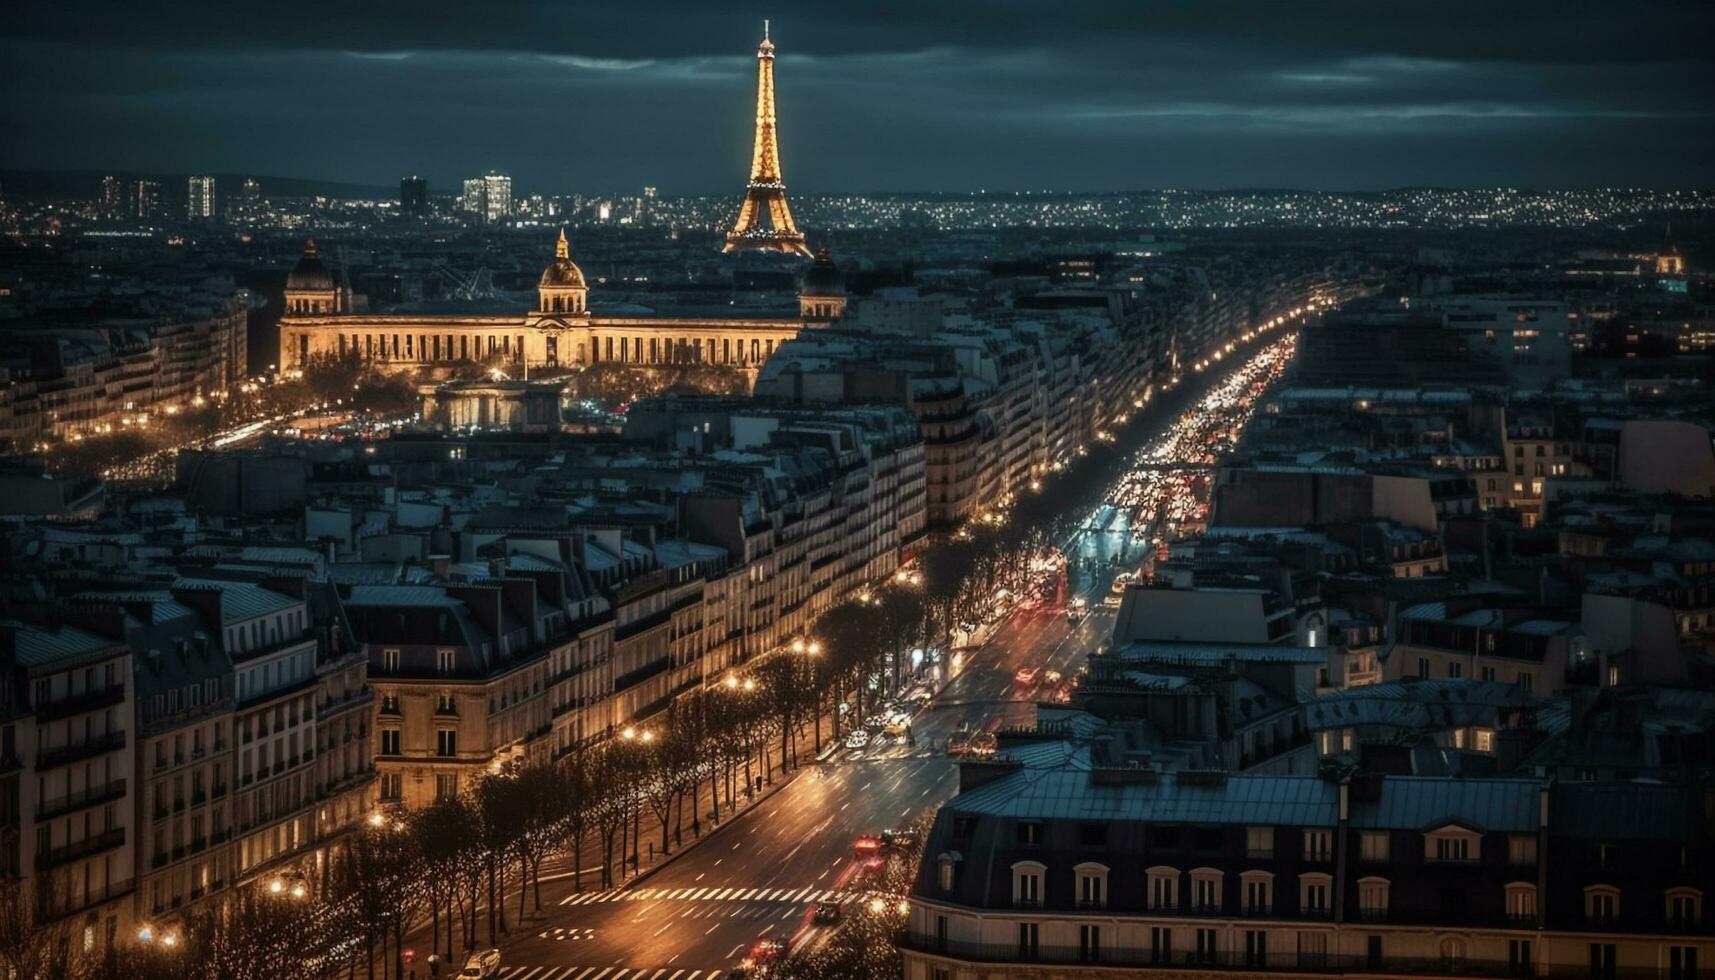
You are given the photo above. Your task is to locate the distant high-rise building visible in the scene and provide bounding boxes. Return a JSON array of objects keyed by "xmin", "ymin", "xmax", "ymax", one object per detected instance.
[
  {"xmin": 400, "ymin": 175, "xmax": 427, "ymax": 213},
  {"xmin": 187, "ymin": 176, "xmax": 216, "ymax": 221},
  {"xmin": 134, "ymin": 178, "xmax": 162, "ymax": 219},
  {"xmin": 99, "ymin": 175, "xmax": 124, "ymax": 216},
  {"xmin": 481, "ymin": 172, "xmax": 512, "ymax": 224},
  {"xmin": 240, "ymin": 178, "xmax": 262, "ymax": 203},
  {"xmin": 460, "ymin": 177, "xmax": 485, "ymax": 216}
]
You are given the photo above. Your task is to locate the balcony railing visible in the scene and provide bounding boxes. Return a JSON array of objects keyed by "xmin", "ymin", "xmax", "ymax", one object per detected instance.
[
  {"xmin": 37, "ymin": 730, "xmax": 126, "ymax": 770},
  {"xmin": 37, "ymin": 778, "xmax": 127, "ymax": 821},
  {"xmin": 36, "ymin": 684, "xmax": 127, "ymax": 722},
  {"xmin": 35, "ymin": 828, "xmax": 126, "ymax": 872},
  {"xmin": 899, "ymin": 936, "xmax": 1630, "ymax": 977}
]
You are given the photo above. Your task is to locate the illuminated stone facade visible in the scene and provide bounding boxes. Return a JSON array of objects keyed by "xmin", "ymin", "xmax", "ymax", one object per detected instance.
[{"xmin": 278, "ymin": 231, "xmax": 813, "ymax": 380}]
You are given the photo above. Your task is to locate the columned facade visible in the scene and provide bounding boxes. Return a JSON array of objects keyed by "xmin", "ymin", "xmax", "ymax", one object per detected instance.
[{"xmin": 279, "ymin": 235, "xmax": 809, "ymax": 381}]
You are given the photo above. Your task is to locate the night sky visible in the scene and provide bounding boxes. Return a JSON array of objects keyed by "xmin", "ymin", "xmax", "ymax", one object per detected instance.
[{"xmin": 5, "ymin": 1, "xmax": 1712, "ymax": 194}]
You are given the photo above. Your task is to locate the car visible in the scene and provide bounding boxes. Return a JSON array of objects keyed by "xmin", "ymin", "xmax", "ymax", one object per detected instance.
[
  {"xmin": 852, "ymin": 834, "xmax": 885, "ymax": 858},
  {"xmin": 1014, "ymin": 666, "xmax": 1040, "ymax": 686},
  {"xmin": 813, "ymin": 901, "xmax": 842, "ymax": 925},
  {"xmin": 844, "ymin": 730, "xmax": 870, "ymax": 749},
  {"xmin": 882, "ymin": 721, "xmax": 907, "ymax": 738},
  {"xmin": 880, "ymin": 828, "xmax": 917, "ymax": 848},
  {"xmin": 457, "ymin": 949, "xmax": 501, "ymax": 979},
  {"xmin": 1044, "ymin": 669, "xmax": 1063, "ymax": 686},
  {"xmin": 747, "ymin": 939, "xmax": 787, "ymax": 964}
]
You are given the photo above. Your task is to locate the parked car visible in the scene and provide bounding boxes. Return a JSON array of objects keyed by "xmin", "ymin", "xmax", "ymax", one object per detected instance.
[
  {"xmin": 457, "ymin": 949, "xmax": 501, "ymax": 979},
  {"xmin": 882, "ymin": 721, "xmax": 907, "ymax": 738},
  {"xmin": 813, "ymin": 901, "xmax": 842, "ymax": 925},
  {"xmin": 1014, "ymin": 666, "xmax": 1040, "ymax": 686},
  {"xmin": 844, "ymin": 730, "xmax": 871, "ymax": 749}
]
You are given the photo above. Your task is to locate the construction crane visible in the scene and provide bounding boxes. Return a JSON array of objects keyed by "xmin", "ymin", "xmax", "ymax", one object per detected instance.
[{"xmin": 432, "ymin": 263, "xmax": 500, "ymax": 302}]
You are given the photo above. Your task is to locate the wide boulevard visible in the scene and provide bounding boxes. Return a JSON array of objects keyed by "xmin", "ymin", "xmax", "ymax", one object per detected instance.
[{"xmin": 449, "ymin": 333, "xmax": 1297, "ymax": 980}]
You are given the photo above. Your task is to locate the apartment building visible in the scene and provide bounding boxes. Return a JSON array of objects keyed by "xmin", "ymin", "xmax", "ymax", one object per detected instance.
[
  {"xmin": 1, "ymin": 618, "xmax": 136, "ymax": 953},
  {"xmin": 904, "ymin": 767, "xmax": 1711, "ymax": 979}
]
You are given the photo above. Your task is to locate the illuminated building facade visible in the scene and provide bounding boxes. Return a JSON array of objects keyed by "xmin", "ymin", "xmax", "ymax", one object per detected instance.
[
  {"xmin": 723, "ymin": 22, "xmax": 813, "ymax": 257},
  {"xmin": 279, "ymin": 231, "xmax": 815, "ymax": 380},
  {"xmin": 186, "ymin": 176, "xmax": 215, "ymax": 221}
]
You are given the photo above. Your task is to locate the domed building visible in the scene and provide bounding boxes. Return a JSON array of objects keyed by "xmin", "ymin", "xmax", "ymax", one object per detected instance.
[
  {"xmin": 280, "ymin": 231, "xmax": 813, "ymax": 378},
  {"xmin": 538, "ymin": 228, "xmax": 588, "ymax": 315},
  {"xmin": 284, "ymin": 239, "xmax": 340, "ymax": 315},
  {"xmin": 798, "ymin": 247, "xmax": 847, "ymax": 324}
]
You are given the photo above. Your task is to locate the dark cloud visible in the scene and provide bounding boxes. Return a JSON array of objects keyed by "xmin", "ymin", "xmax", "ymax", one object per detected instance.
[{"xmin": 3, "ymin": 1, "xmax": 1711, "ymax": 192}]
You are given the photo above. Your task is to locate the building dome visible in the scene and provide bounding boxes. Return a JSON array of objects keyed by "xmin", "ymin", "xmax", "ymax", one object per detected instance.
[
  {"xmin": 540, "ymin": 228, "xmax": 586, "ymax": 288},
  {"xmin": 800, "ymin": 246, "xmax": 845, "ymax": 296},
  {"xmin": 286, "ymin": 238, "xmax": 334, "ymax": 291}
]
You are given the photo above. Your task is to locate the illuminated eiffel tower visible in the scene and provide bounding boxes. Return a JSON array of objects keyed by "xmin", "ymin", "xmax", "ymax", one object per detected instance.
[{"xmin": 723, "ymin": 21, "xmax": 813, "ymax": 258}]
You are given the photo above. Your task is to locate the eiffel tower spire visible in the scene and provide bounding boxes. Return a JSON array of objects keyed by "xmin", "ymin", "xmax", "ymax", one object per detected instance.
[{"xmin": 724, "ymin": 21, "xmax": 813, "ymax": 258}]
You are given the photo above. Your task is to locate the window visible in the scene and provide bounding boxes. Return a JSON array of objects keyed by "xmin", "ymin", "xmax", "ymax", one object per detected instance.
[
  {"xmin": 436, "ymin": 650, "xmax": 456, "ymax": 675},
  {"xmin": 1505, "ymin": 883, "xmax": 1537, "ymax": 922},
  {"xmin": 381, "ymin": 693, "xmax": 399, "ymax": 713},
  {"xmin": 1367, "ymin": 935, "xmax": 1383, "ymax": 969},
  {"xmin": 436, "ymin": 692, "xmax": 457, "ymax": 714},
  {"xmin": 1011, "ymin": 862, "xmax": 1044, "ymax": 907},
  {"xmin": 1242, "ymin": 871, "xmax": 1274, "ymax": 914},
  {"xmin": 1669, "ymin": 946, "xmax": 1698, "ymax": 980},
  {"xmin": 1440, "ymin": 937, "xmax": 1467, "ymax": 967},
  {"xmin": 1150, "ymin": 927, "xmax": 1173, "ymax": 964},
  {"xmin": 436, "ymin": 729, "xmax": 457, "ymax": 757},
  {"xmin": 380, "ymin": 773, "xmax": 402, "ymax": 800},
  {"xmin": 1300, "ymin": 874, "xmax": 1332, "ymax": 916},
  {"xmin": 1147, "ymin": 867, "xmax": 1179, "ymax": 910},
  {"xmin": 381, "ymin": 649, "xmax": 400, "ymax": 672},
  {"xmin": 1078, "ymin": 924, "xmax": 1101, "ymax": 963},
  {"xmin": 1182, "ymin": 928, "xmax": 1215, "ymax": 965},
  {"xmin": 380, "ymin": 729, "xmax": 400, "ymax": 756},
  {"xmin": 1017, "ymin": 922, "xmax": 1039, "ymax": 960},
  {"xmin": 1417, "ymin": 657, "xmax": 1431, "ymax": 678},
  {"xmin": 1190, "ymin": 868, "xmax": 1223, "ymax": 912},
  {"xmin": 1425, "ymin": 826, "xmax": 1480, "ymax": 863},
  {"xmin": 434, "ymin": 773, "xmax": 458, "ymax": 801},
  {"xmin": 1508, "ymin": 835, "xmax": 1537, "ymax": 865},
  {"xmin": 1589, "ymin": 942, "xmax": 1617, "ymax": 980},
  {"xmin": 933, "ymin": 916, "xmax": 948, "ymax": 953},
  {"xmin": 1015, "ymin": 821, "xmax": 1042, "ymax": 845},
  {"xmin": 1246, "ymin": 826, "xmax": 1274, "ymax": 858},
  {"xmin": 1508, "ymin": 939, "xmax": 1533, "ymax": 976},
  {"xmin": 1302, "ymin": 829, "xmax": 1332, "ymax": 862},
  {"xmin": 936, "ymin": 853, "xmax": 959, "ymax": 892},
  {"xmin": 1357, "ymin": 878, "xmax": 1389, "ymax": 920},
  {"xmin": 1360, "ymin": 831, "xmax": 1389, "ymax": 862},
  {"xmin": 1244, "ymin": 929, "xmax": 1268, "ymax": 967},
  {"xmin": 1667, "ymin": 888, "xmax": 1702, "ymax": 927},
  {"xmin": 1075, "ymin": 862, "xmax": 1108, "ymax": 909},
  {"xmin": 1585, "ymin": 886, "xmax": 1620, "ymax": 923}
]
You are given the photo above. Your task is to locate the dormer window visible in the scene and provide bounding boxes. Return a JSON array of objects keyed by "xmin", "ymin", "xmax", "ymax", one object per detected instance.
[
  {"xmin": 1424, "ymin": 824, "xmax": 1481, "ymax": 863},
  {"xmin": 936, "ymin": 852, "xmax": 961, "ymax": 892}
]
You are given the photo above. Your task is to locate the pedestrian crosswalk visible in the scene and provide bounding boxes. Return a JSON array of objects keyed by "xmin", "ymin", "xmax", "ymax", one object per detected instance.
[
  {"xmin": 496, "ymin": 968, "xmax": 723, "ymax": 980},
  {"xmin": 558, "ymin": 885, "xmax": 850, "ymax": 907}
]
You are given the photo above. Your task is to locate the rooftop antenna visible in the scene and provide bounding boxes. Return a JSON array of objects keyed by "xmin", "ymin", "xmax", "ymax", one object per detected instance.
[{"xmin": 763, "ymin": 18, "xmax": 770, "ymax": 41}]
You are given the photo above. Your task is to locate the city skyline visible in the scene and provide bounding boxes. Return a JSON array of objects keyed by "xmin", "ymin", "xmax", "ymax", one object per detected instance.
[{"xmin": 5, "ymin": 2, "xmax": 1714, "ymax": 194}]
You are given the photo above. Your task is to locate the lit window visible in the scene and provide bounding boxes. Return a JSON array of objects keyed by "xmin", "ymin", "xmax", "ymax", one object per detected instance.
[
  {"xmin": 1360, "ymin": 831, "xmax": 1389, "ymax": 863},
  {"xmin": 1011, "ymin": 861, "xmax": 1044, "ymax": 907},
  {"xmin": 1147, "ymin": 867, "xmax": 1179, "ymax": 910},
  {"xmin": 1357, "ymin": 877, "xmax": 1389, "ymax": 919}
]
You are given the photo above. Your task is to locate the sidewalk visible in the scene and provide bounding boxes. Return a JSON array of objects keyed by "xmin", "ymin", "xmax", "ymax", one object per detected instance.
[{"xmin": 394, "ymin": 712, "xmax": 839, "ymax": 965}]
